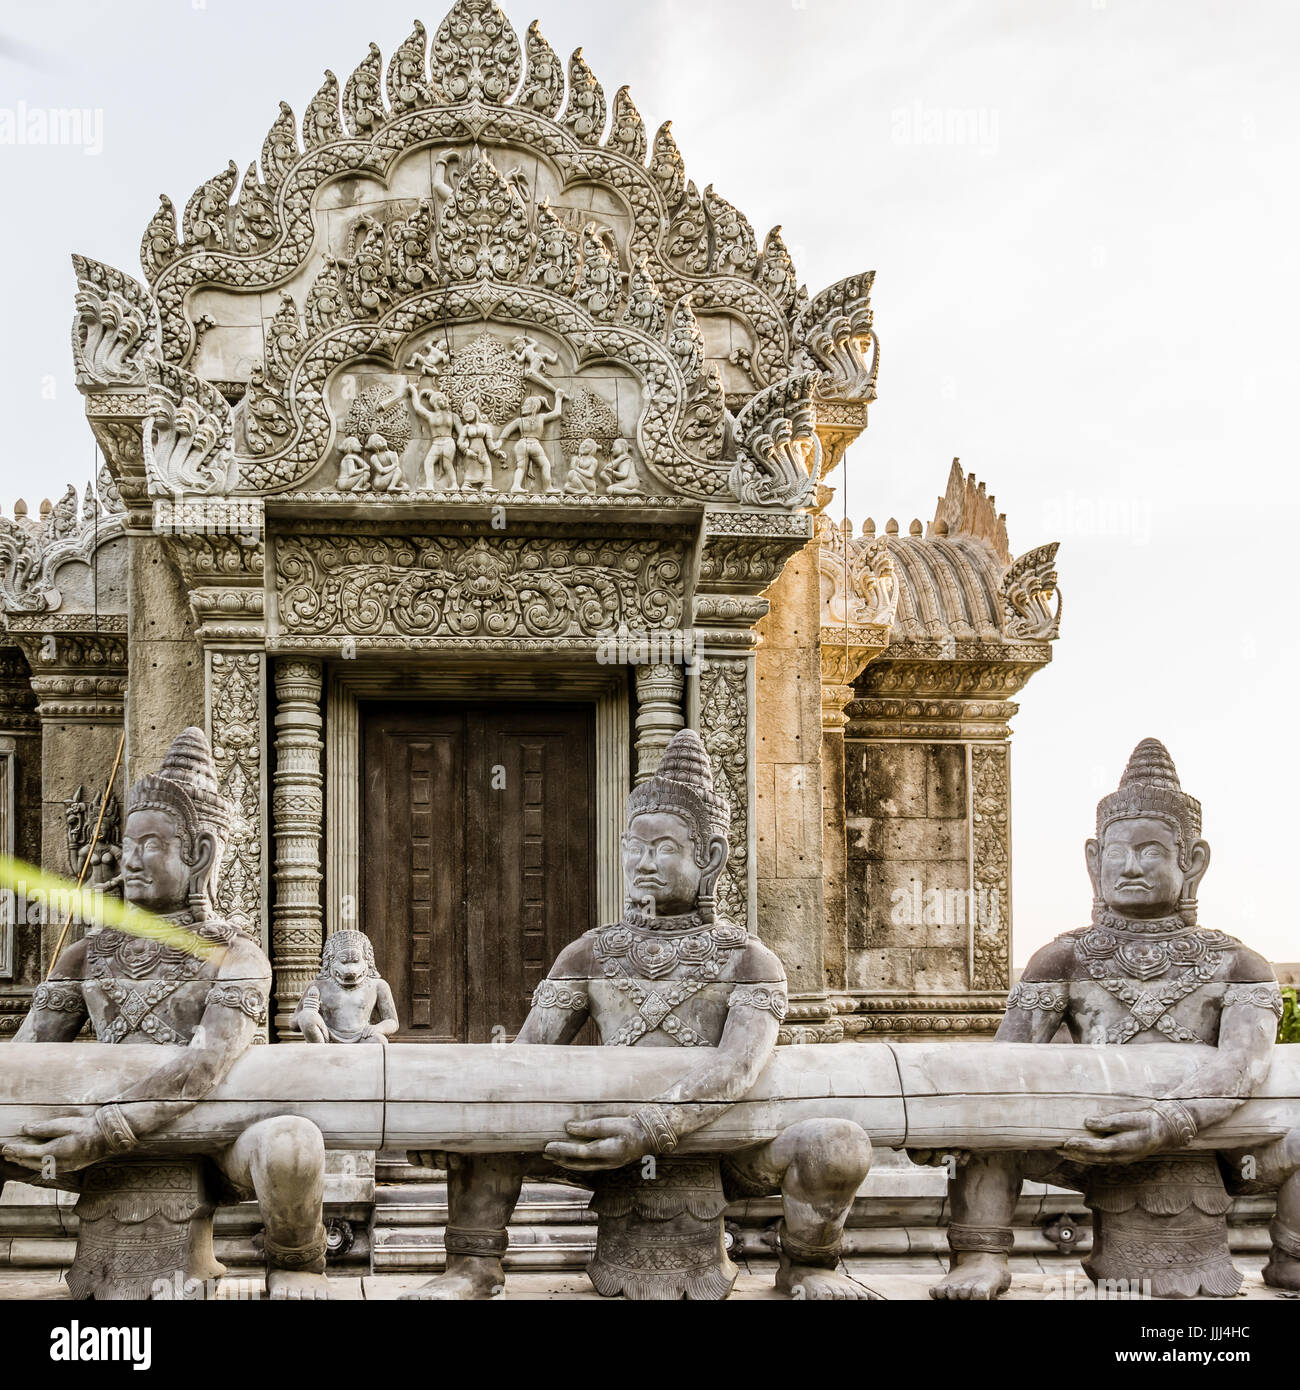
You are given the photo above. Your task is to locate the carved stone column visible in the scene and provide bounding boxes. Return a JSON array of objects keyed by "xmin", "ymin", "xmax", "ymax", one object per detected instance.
[
  {"xmin": 271, "ymin": 658, "xmax": 324, "ymax": 1040},
  {"xmin": 633, "ymin": 663, "xmax": 684, "ymax": 784}
]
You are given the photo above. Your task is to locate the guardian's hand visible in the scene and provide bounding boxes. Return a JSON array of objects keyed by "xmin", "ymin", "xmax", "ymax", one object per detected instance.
[{"xmin": 543, "ymin": 1116, "xmax": 647, "ymax": 1171}]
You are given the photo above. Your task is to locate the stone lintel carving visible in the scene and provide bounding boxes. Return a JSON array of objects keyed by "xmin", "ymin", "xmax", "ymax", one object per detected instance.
[
  {"xmin": 272, "ymin": 523, "xmax": 688, "ymax": 649},
  {"xmin": 856, "ymin": 652, "xmax": 1052, "ymax": 701},
  {"xmin": 0, "ymin": 650, "xmax": 40, "ymax": 736},
  {"xmin": 271, "ymin": 658, "xmax": 325, "ymax": 1038},
  {"xmin": 697, "ymin": 511, "xmax": 813, "ymax": 602}
]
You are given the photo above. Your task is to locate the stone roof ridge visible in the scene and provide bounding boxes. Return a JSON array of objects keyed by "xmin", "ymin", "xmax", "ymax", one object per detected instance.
[{"xmin": 927, "ymin": 458, "xmax": 1011, "ymax": 566}]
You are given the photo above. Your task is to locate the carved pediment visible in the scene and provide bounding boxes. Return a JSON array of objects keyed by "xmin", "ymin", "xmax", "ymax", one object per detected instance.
[{"xmin": 71, "ymin": 1, "xmax": 880, "ymax": 513}]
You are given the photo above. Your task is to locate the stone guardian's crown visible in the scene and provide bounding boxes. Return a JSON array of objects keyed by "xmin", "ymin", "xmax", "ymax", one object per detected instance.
[
  {"xmin": 626, "ymin": 728, "xmax": 730, "ymax": 859},
  {"xmin": 1096, "ymin": 738, "xmax": 1201, "ymax": 866},
  {"xmin": 128, "ymin": 727, "xmax": 233, "ymax": 857}
]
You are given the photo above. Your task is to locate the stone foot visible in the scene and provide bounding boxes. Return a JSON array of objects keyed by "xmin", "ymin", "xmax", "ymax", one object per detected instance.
[
  {"xmin": 777, "ymin": 1259, "xmax": 878, "ymax": 1301},
  {"xmin": 776, "ymin": 1240, "xmax": 878, "ymax": 1301},
  {"xmin": 399, "ymin": 1260, "xmax": 503, "ymax": 1301},
  {"xmin": 1262, "ymin": 1255, "xmax": 1300, "ymax": 1292},
  {"xmin": 266, "ymin": 1269, "xmax": 331, "ymax": 1301},
  {"xmin": 929, "ymin": 1253, "xmax": 1012, "ymax": 1301}
]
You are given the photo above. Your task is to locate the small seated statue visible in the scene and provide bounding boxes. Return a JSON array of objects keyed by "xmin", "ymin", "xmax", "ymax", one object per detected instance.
[
  {"xmin": 336, "ymin": 435, "xmax": 371, "ymax": 492},
  {"xmin": 293, "ymin": 930, "xmax": 398, "ymax": 1045},
  {"xmin": 927, "ymin": 739, "xmax": 1298, "ymax": 1300},
  {"xmin": 1, "ymin": 729, "xmax": 331, "ymax": 1300},
  {"xmin": 563, "ymin": 438, "xmax": 602, "ymax": 494},
  {"xmin": 402, "ymin": 729, "xmax": 874, "ymax": 1301},
  {"xmin": 367, "ymin": 433, "xmax": 407, "ymax": 493},
  {"xmin": 604, "ymin": 438, "xmax": 642, "ymax": 495}
]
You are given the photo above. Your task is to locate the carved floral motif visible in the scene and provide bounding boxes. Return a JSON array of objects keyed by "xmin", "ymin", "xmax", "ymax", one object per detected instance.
[{"xmin": 276, "ymin": 532, "xmax": 684, "ymax": 643}]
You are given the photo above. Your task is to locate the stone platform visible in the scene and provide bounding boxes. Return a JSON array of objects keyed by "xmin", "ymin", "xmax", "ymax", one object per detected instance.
[{"xmin": 0, "ymin": 1257, "xmax": 1290, "ymax": 1302}]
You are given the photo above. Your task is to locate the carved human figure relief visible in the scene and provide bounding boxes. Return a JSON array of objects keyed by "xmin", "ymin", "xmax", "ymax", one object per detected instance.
[
  {"xmin": 563, "ymin": 438, "xmax": 603, "ymax": 494},
  {"xmin": 336, "ymin": 435, "xmax": 372, "ymax": 492},
  {"xmin": 604, "ymin": 438, "xmax": 643, "ymax": 496},
  {"xmin": 455, "ymin": 399, "xmax": 505, "ymax": 490},
  {"xmin": 499, "ymin": 390, "xmax": 567, "ymax": 494},
  {"xmin": 407, "ymin": 342, "xmax": 451, "ymax": 380},
  {"xmin": 407, "ymin": 384, "xmax": 462, "ymax": 490},
  {"xmin": 367, "ymin": 434, "xmax": 407, "ymax": 493}
]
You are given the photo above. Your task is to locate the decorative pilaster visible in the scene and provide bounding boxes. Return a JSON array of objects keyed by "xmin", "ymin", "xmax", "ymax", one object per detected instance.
[
  {"xmin": 208, "ymin": 651, "xmax": 267, "ymax": 941},
  {"xmin": 695, "ymin": 651, "xmax": 754, "ymax": 931},
  {"xmin": 970, "ymin": 742, "xmax": 1011, "ymax": 992},
  {"xmin": 271, "ymin": 658, "xmax": 324, "ymax": 1039},
  {"xmin": 633, "ymin": 663, "xmax": 684, "ymax": 784}
]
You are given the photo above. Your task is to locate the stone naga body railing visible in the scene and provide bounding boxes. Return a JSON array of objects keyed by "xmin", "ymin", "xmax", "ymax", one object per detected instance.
[{"xmin": 2, "ymin": 1043, "xmax": 1297, "ymax": 1155}]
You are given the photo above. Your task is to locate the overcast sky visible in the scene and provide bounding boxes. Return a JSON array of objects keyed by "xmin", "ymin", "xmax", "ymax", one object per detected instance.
[{"xmin": 1, "ymin": 0, "xmax": 1295, "ymax": 965}]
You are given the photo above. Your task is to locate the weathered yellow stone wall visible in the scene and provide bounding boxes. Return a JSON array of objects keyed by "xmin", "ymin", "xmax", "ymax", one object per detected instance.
[
  {"xmin": 754, "ymin": 543, "xmax": 825, "ymax": 998},
  {"xmin": 125, "ymin": 535, "xmax": 203, "ymax": 785}
]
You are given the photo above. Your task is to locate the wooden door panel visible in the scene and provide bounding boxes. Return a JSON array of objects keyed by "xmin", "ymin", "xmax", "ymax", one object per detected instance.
[
  {"xmin": 363, "ymin": 710, "xmax": 464, "ymax": 1043},
  {"xmin": 361, "ymin": 702, "xmax": 594, "ymax": 1043}
]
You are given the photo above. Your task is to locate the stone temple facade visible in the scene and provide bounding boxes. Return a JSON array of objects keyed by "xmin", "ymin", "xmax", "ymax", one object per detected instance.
[{"xmin": 0, "ymin": 1, "xmax": 1060, "ymax": 1052}]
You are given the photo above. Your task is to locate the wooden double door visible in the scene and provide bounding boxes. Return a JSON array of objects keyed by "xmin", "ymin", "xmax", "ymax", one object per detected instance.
[{"xmin": 361, "ymin": 703, "xmax": 595, "ymax": 1043}]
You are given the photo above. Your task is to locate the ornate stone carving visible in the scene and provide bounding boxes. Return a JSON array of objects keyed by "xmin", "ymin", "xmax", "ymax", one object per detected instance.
[
  {"xmin": 208, "ymin": 651, "xmax": 265, "ymax": 936},
  {"xmin": 560, "ymin": 47, "xmax": 606, "ymax": 146},
  {"xmin": 1002, "ymin": 542, "xmax": 1062, "ymax": 640},
  {"xmin": 293, "ymin": 930, "xmax": 398, "ymax": 1044},
  {"xmin": 436, "ymin": 151, "xmax": 534, "ymax": 283},
  {"xmin": 729, "ymin": 373, "xmax": 819, "ymax": 509},
  {"xmin": 930, "ymin": 740, "xmax": 1300, "ymax": 1302},
  {"xmin": 0, "ymin": 482, "xmax": 126, "ymax": 614},
  {"xmin": 271, "ymin": 660, "xmax": 325, "ymax": 1039},
  {"xmin": 969, "ymin": 744, "xmax": 1010, "ymax": 993},
  {"xmin": 697, "ymin": 659, "xmax": 750, "ymax": 925},
  {"xmin": 432, "ymin": 0, "xmax": 522, "ymax": 104},
  {"xmin": 102, "ymin": 4, "xmax": 883, "ymax": 505},
  {"xmin": 7, "ymin": 728, "xmax": 330, "ymax": 1300},
  {"xmin": 64, "ymin": 782, "xmax": 122, "ymax": 890},
  {"xmin": 275, "ymin": 531, "xmax": 684, "ymax": 646},
  {"xmin": 71, "ymin": 256, "xmax": 158, "ymax": 389},
  {"xmin": 144, "ymin": 375, "xmax": 235, "ymax": 499}
]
